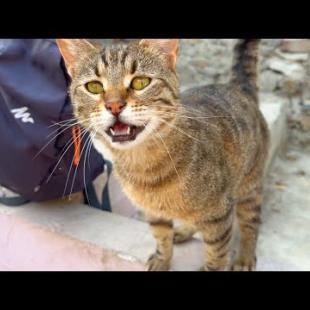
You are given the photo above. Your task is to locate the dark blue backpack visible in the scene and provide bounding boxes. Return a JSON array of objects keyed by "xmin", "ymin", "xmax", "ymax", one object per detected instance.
[{"xmin": 0, "ymin": 39, "xmax": 110, "ymax": 209}]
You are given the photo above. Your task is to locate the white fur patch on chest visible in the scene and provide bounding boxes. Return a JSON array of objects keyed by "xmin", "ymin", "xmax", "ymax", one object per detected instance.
[{"xmin": 92, "ymin": 137, "xmax": 114, "ymax": 162}]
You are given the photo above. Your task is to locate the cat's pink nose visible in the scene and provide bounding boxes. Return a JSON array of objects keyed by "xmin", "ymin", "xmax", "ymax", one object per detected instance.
[{"xmin": 105, "ymin": 100, "xmax": 126, "ymax": 116}]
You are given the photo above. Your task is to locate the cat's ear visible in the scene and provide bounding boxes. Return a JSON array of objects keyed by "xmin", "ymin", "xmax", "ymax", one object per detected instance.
[
  {"xmin": 56, "ymin": 39, "xmax": 98, "ymax": 77},
  {"xmin": 139, "ymin": 39, "xmax": 179, "ymax": 69}
]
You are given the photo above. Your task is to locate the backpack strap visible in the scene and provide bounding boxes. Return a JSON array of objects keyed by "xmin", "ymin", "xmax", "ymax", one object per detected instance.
[
  {"xmin": 83, "ymin": 160, "xmax": 113, "ymax": 212},
  {"xmin": 0, "ymin": 186, "xmax": 30, "ymax": 206},
  {"xmin": 83, "ymin": 183, "xmax": 102, "ymax": 210},
  {"xmin": 0, "ymin": 196, "xmax": 30, "ymax": 206},
  {"xmin": 101, "ymin": 160, "xmax": 113, "ymax": 212}
]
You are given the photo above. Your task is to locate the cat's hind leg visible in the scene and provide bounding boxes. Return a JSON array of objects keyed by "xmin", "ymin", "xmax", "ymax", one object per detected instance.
[
  {"xmin": 199, "ymin": 199, "xmax": 234, "ymax": 271},
  {"xmin": 231, "ymin": 192, "xmax": 262, "ymax": 271},
  {"xmin": 231, "ymin": 172, "xmax": 264, "ymax": 271}
]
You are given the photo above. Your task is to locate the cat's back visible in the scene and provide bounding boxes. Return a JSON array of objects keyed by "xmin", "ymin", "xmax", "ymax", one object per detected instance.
[
  {"xmin": 181, "ymin": 83, "xmax": 255, "ymax": 118},
  {"xmin": 179, "ymin": 83, "xmax": 269, "ymax": 183},
  {"xmin": 180, "ymin": 83, "xmax": 267, "ymax": 136}
]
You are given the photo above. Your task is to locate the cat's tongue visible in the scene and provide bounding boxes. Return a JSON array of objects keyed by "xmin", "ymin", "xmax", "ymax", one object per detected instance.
[
  {"xmin": 108, "ymin": 120, "xmax": 145, "ymax": 143},
  {"xmin": 111, "ymin": 121, "xmax": 130, "ymax": 136}
]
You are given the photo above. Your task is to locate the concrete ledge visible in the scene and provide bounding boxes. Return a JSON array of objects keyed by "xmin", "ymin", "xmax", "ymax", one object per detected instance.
[
  {"xmin": 0, "ymin": 212, "xmax": 144, "ymax": 271},
  {"xmin": 0, "ymin": 203, "xmax": 299, "ymax": 271},
  {"xmin": 0, "ymin": 93, "xmax": 288, "ymax": 271},
  {"xmin": 0, "ymin": 202, "xmax": 151, "ymax": 271}
]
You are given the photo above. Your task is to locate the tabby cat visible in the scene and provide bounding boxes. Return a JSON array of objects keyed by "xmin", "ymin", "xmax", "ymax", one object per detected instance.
[{"xmin": 57, "ymin": 39, "xmax": 269, "ymax": 271}]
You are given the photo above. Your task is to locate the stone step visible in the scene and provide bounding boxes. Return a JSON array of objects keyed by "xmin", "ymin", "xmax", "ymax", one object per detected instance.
[
  {"xmin": 0, "ymin": 94, "xmax": 290, "ymax": 271},
  {"xmin": 260, "ymin": 93, "xmax": 288, "ymax": 171}
]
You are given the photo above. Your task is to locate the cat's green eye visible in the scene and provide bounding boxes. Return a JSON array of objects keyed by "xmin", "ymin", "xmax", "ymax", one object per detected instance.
[
  {"xmin": 131, "ymin": 77, "xmax": 151, "ymax": 91},
  {"xmin": 86, "ymin": 81, "xmax": 104, "ymax": 94}
]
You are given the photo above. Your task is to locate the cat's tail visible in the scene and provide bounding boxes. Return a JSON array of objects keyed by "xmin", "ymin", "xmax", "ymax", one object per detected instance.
[{"xmin": 230, "ymin": 39, "xmax": 261, "ymax": 103}]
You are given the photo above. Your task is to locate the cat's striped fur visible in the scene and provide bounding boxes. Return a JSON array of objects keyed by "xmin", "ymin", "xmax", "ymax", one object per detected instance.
[{"xmin": 57, "ymin": 39, "xmax": 269, "ymax": 271}]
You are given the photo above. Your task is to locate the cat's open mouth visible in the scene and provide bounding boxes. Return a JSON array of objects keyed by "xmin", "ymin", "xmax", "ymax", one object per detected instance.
[{"xmin": 106, "ymin": 121, "xmax": 145, "ymax": 143}]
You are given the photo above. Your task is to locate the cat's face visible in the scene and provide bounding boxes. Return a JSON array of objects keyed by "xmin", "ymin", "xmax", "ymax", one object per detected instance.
[{"xmin": 57, "ymin": 39, "xmax": 180, "ymax": 150}]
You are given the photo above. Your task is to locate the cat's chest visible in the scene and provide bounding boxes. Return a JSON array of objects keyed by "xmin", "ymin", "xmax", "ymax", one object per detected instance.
[{"xmin": 115, "ymin": 171, "xmax": 190, "ymax": 220}]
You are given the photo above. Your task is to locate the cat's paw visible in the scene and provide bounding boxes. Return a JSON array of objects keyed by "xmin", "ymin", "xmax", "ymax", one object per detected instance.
[
  {"xmin": 146, "ymin": 253, "xmax": 171, "ymax": 271},
  {"xmin": 230, "ymin": 256, "xmax": 257, "ymax": 271},
  {"xmin": 198, "ymin": 265, "xmax": 223, "ymax": 272}
]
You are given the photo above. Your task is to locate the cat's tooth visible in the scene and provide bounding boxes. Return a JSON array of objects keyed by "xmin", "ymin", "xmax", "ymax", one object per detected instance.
[
  {"xmin": 127, "ymin": 127, "xmax": 131, "ymax": 135},
  {"xmin": 110, "ymin": 128, "xmax": 115, "ymax": 136}
]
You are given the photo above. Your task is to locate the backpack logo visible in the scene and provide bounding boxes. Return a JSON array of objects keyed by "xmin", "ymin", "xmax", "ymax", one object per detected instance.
[{"xmin": 11, "ymin": 107, "xmax": 34, "ymax": 124}]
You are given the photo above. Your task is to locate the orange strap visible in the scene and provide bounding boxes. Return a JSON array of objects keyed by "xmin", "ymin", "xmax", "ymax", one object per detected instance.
[{"xmin": 72, "ymin": 125, "xmax": 81, "ymax": 166}]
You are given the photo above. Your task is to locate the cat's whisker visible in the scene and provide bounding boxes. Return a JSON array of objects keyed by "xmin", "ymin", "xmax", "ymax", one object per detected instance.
[
  {"xmin": 46, "ymin": 121, "xmax": 83, "ymax": 140},
  {"xmin": 154, "ymin": 131, "xmax": 182, "ymax": 184},
  {"xmin": 46, "ymin": 124, "xmax": 74, "ymax": 139},
  {"xmin": 154, "ymin": 111, "xmax": 226, "ymax": 120},
  {"xmin": 47, "ymin": 117, "xmax": 93, "ymax": 132},
  {"xmin": 155, "ymin": 111, "xmax": 224, "ymax": 135},
  {"xmin": 83, "ymin": 130, "xmax": 97, "ymax": 206},
  {"xmin": 61, "ymin": 126, "xmax": 93, "ymax": 199},
  {"xmin": 68, "ymin": 131, "xmax": 93, "ymax": 200},
  {"xmin": 142, "ymin": 122, "xmax": 162, "ymax": 149},
  {"xmin": 162, "ymin": 113, "xmax": 231, "ymax": 120},
  {"xmin": 162, "ymin": 103, "xmax": 221, "ymax": 114},
  {"xmin": 48, "ymin": 118, "xmax": 78, "ymax": 128},
  {"xmin": 46, "ymin": 128, "xmax": 89, "ymax": 184},
  {"xmin": 155, "ymin": 109, "xmax": 232, "ymax": 120},
  {"xmin": 51, "ymin": 114, "xmax": 102, "ymax": 128},
  {"xmin": 179, "ymin": 104, "xmax": 225, "ymax": 116},
  {"xmin": 37, "ymin": 116, "xmax": 101, "ymax": 160},
  {"xmin": 62, "ymin": 140, "xmax": 79, "ymax": 198},
  {"xmin": 34, "ymin": 118, "xmax": 93, "ymax": 160},
  {"xmin": 154, "ymin": 108, "xmax": 230, "ymax": 130},
  {"xmin": 156, "ymin": 117, "xmax": 202, "ymax": 144},
  {"xmin": 34, "ymin": 133, "xmax": 66, "ymax": 160},
  {"xmin": 34, "ymin": 125, "xmax": 78, "ymax": 159},
  {"xmin": 142, "ymin": 122, "xmax": 182, "ymax": 185},
  {"xmin": 88, "ymin": 129, "xmax": 97, "ymax": 167}
]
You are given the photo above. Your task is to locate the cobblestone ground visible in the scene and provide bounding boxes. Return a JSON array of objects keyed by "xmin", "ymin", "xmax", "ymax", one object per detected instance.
[{"xmin": 260, "ymin": 139, "xmax": 310, "ymax": 270}]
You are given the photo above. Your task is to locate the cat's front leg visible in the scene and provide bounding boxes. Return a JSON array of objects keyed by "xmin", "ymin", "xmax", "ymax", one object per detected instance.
[{"xmin": 145, "ymin": 212, "xmax": 174, "ymax": 271}]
